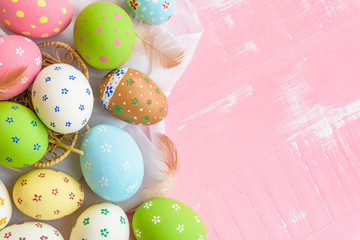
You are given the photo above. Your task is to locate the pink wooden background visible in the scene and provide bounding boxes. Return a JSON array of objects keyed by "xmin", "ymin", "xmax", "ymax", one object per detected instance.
[{"xmin": 165, "ymin": 0, "xmax": 360, "ymax": 239}]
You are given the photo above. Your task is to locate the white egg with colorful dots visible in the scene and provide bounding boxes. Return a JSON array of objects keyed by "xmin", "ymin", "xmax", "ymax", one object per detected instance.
[
  {"xmin": 0, "ymin": 0, "xmax": 73, "ymax": 39},
  {"xmin": 125, "ymin": 0, "xmax": 175, "ymax": 25},
  {"xmin": 0, "ymin": 222, "xmax": 64, "ymax": 239},
  {"xmin": 70, "ymin": 202, "xmax": 129, "ymax": 240},
  {"xmin": 31, "ymin": 63, "xmax": 94, "ymax": 134}
]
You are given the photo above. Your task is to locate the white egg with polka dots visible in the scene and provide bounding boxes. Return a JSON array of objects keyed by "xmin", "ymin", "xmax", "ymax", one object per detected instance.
[{"xmin": 31, "ymin": 63, "xmax": 94, "ymax": 134}]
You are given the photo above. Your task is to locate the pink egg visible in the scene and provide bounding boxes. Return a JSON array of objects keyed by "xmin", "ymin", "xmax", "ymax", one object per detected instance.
[
  {"xmin": 0, "ymin": 0, "xmax": 73, "ymax": 39},
  {"xmin": 0, "ymin": 35, "xmax": 42, "ymax": 100}
]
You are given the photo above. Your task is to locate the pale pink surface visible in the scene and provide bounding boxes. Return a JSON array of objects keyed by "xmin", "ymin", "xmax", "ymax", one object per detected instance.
[{"xmin": 162, "ymin": 0, "xmax": 360, "ymax": 239}]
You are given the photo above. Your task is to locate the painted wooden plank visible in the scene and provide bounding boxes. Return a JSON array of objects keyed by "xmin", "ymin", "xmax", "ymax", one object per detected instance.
[{"xmin": 166, "ymin": 0, "xmax": 360, "ymax": 239}]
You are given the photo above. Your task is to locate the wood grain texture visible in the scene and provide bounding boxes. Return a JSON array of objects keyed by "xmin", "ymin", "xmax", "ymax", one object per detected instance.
[{"xmin": 164, "ymin": 0, "xmax": 360, "ymax": 239}]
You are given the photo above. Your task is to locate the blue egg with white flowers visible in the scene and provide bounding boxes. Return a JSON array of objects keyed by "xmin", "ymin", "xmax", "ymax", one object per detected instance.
[
  {"xmin": 125, "ymin": 0, "xmax": 175, "ymax": 25},
  {"xmin": 80, "ymin": 124, "xmax": 144, "ymax": 202}
]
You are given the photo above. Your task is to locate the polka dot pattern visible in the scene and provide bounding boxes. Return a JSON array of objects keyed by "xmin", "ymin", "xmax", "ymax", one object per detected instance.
[
  {"xmin": 39, "ymin": 16, "xmax": 48, "ymax": 23},
  {"xmin": 16, "ymin": 10, "xmax": 24, "ymax": 18},
  {"xmin": 38, "ymin": 0, "xmax": 46, "ymax": 7},
  {"xmin": 113, "ymin": 39, "xmax": 121, "ymax": 46},
  {"xmin": 99, "ymin": 68, "xmax": 168, "ymax": 125},
  {"xmin": 73, "ymin": 1, "xmax": 135, "ymax": 70},
  {"xmin": 99, "ymin": 56, "xmax": 108, "ymax": 63},
  {"xmin": 0, "ymin": 0, "xmax": 73, "ymax": 39}
]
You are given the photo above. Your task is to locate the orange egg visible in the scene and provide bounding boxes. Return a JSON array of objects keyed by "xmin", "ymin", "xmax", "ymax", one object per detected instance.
[{"xmin": 100, "ymin": 68, "xmax": 168, "ymax": 125}]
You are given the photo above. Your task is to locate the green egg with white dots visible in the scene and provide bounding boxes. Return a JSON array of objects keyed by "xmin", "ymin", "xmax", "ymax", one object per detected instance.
[
  {"xmin": 0, "ymin": 102, "xmax": 48, "ymax": 168},
  {"xmin": 132, "ymin": 198, "xmax": 207, "ymax": 240},
  {"xmin": 73, "ymin": 1, "xmax": 136, "ymax": 70}
]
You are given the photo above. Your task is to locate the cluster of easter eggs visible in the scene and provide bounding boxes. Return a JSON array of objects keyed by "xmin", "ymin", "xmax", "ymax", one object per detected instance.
[
  {"xmin": 0, "ymin": 0, "xmax": 206, "ymax": 239},
  {"xmin": 1, "ymin": 173, "xmax": 206, "ymax": 239}
]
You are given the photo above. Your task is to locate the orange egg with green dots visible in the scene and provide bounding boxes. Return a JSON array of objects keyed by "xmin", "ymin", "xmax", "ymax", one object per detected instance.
[
  {"xmin": 100, "ymin": 68, "xmax": 168, "ymax": 125},
  {"xmin": 0, "ymin": 0, "xmax": 73, "ymax": 39}
]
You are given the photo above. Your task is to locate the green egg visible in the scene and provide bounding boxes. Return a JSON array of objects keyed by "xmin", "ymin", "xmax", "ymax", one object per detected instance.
[
  {"xmin": 0, "ymin": 102, "xmax": 48, "ymax": 168},
  {"xmin": 132, "ymin": 198, "xmax": 207, "ymax": 240},
  {"xmin": 73, "ymin": 1, "xmax": 136, "ymax": 70}
]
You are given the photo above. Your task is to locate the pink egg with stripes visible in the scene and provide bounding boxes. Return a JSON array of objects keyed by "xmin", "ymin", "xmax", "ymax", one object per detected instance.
[
  {"xmin": 0, "ymin": 0, "xmax": 73, "ymax": 39},
  {"xmin": 0, "ymin": 35, "xmax": 42, "ymax": 100},
  {"xmin": 73, "ymin": 1, "xmax": 135, "ymax": 70}
]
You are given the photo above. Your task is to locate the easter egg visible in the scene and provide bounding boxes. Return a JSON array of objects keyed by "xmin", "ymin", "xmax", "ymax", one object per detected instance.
[
  {"xmin": 0, "ymin": 181, "xmax": 11, "ymax": 230},
  {"xmin": 133, "ymin": 198, "xmax": 207, "ymax": 240},
  {"xmin": 0, "ymin": 0, "xmax": 73, "ymax": 39},
  {"xmin": 100, "ymin": 68, "xmax": 168, "ymax": 125},
  {"xmin": 0, "ymin": 102, "xmax": 48, "ymax": 168},
  {"xmin": 0, "ymin": 222, "xmax": 64, "ymax": 239},
  {"xmin": 125, "ymin": 0, "xmax": 175, "ymax": 25},
  {"xmin": 74, "ymin": 1, "xmax": 135, "ymax": 70},
  {"xmin": 31, "ymin": 63, "xmax": 94, "ymax": 134},
  {"xmin": 0, "ymin": 35, "xmax": 42, "ymax": 100},
  {"xmin": 80, "ymin": 124, "xmax": 144, "ymax": 202},
  {"xmin": 70, "ymin": 202, "xmax": 129, "ymax": 240},
  {"xmin": 13, "ymin": 169, "xmax": 84, "ymax": 220}
]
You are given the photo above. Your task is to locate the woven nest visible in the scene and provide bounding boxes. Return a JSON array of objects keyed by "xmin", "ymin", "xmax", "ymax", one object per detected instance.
[{"xmin": 10, "ymin": 41, "xmax": 90, "ymax": 168}]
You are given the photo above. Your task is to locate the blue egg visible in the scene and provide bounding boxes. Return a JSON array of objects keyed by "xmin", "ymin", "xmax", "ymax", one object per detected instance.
[
  {"xmin": 125, "ymin": 0, "xmax": 175, "ymax": 25},
  {"xmin": 80, "ymin": 124, "xmax": 144, "ymax": 202}
]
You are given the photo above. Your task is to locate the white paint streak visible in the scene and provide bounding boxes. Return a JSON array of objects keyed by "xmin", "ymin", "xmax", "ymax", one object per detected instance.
[
  {"xmin": 288, "ymin": 99, "xmax": 360, "ymax": 140},
  {"xmin": 224, "ymin": 14, "xmax": 234, "ymax": 27},
  {"xmin": 320, "ymin": 0, "xmax": 346, "ymax": 17},
  {"xmin": 278, "ymin": 58, "xmax": 360, "ymax": 141},
  {"xmin": 301, "ymin": 0, "xmax": 311, "ymax": 13},
  {"xmin": 238, "ymin": 41, "xmax": 260, "ymax": 55},
  {"xmin": 202, "ymin": 0, "xmax": 247, "ymax": 11},
  {"xmin": 279, "ymin": 217, "xmax": 288, "ymax": 231},
  {"xmin": 177, "ymin": 86, "xmax": 253, "ymax": 131},
  {"xmin": 289, "ymin": 210, "xmax": 308, "ymax": 224}
]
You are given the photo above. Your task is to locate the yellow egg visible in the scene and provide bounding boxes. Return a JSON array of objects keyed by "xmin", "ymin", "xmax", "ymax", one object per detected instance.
[{"xmin": 13, "ymin": 169, "xmax": 84, "ymax": 220}]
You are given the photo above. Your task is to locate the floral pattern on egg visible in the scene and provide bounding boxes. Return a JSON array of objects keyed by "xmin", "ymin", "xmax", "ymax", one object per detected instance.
[
  {"xmin": 133, "ymin": 198, "xmax": 207, "ymax": 240},
  {"xmin": 0, "ymin": 35, "xmax": 42, "ymax": 100},
  {"xmin": 0, "ymin": 222, "xmax": 64, "ymax": 239},
  {"xmin": 125, "ymin": 0, "xmax": 175, "ymax": 25},
  {"xmin": 0, "ymin": 181, "xmax": 11, "ymax": 230},
  {"xmin": 80, "ymin": 124, "xmax": 144, "ymax": 202},
  {"xmin": 31, "ymin": 63, "xmax": 94, "ymax": 134},
  {"xmin": 13, "ymin": 169, "xmax": 84, "ymax": 220},
  {"xmin": 0, "ymin": 102, "xmax": 48, "ymax": 168},
  {"xmin": 70, "ymin": 203, "xmax": 129, "ymax": 240},
  {"xmin": 99, "ymin": 68, "xmax": 168, "ymax": 125}
]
